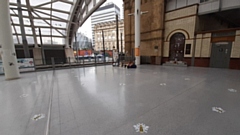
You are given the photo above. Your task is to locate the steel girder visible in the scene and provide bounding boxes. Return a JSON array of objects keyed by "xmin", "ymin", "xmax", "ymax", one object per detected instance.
[{"xmin": 66, "ymin": 0, "xmax": 106, "ymax": 47}]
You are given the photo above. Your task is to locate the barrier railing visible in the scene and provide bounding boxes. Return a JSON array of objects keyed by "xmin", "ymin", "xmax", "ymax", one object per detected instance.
[
  {"xmin": 34, "ymin": 56, "xmax": 114, "ymax": 70},
  {"xmin": 0, "ymin": 55, "xmax": 135, "ymax": 75}
]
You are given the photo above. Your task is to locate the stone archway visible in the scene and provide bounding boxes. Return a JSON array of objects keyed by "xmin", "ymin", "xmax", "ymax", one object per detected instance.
[{"xmin": 169, "ymin": 33, "xmax": 185, "ymax": 61}]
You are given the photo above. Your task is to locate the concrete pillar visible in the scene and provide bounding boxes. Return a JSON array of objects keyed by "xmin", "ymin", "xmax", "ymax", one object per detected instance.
[
  {"xmin": 0, "ymin": 0, "xmax": 20, "ymax": 80},
  {"xmin": 65, "ymin": 48, "xmax": 75, "ymax": 63},
  {"xmin": 135, "ymin": 0, "xmax": 141, "ymax": 65},
  {"xmin": 33, "ymin": 48, "xmax": 43, "ymax": 65}
]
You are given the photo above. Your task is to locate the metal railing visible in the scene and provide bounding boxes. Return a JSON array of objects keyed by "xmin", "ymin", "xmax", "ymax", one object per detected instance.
[
  {"xmin": 34, "ymin": 56, "xmax": 114, "ymax": 70},
  {"xmin": 0, "ymin": 55, "xmax": 137, "ymax": 76}
]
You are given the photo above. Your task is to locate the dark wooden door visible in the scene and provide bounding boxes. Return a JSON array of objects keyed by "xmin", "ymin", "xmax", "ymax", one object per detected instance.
[
  {"xmin": 210, "ymin": 42, "xmax": 232, "ymax": 68},
  {"xmin": 169, "ymin": 33, "xmax": 185, "ymax": 61}
]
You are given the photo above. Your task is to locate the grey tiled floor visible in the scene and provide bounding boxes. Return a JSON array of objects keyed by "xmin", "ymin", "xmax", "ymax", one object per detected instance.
[{"xmin": 1, "ymin": 65, "xmax": 240, "ymax": 135}]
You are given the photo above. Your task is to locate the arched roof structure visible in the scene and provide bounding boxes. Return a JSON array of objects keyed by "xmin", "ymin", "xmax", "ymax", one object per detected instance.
[{"xmin": 9, "ymin": 0, "xmax": 106, "ymax": 47}]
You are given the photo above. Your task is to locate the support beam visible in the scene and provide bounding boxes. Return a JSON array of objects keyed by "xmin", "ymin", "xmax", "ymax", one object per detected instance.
[
  {"xmin": 59, "ymin": 0, "xmax": 74, "ymax": 5},
  {"xmin": 10, "ymin": 13, "xmax": 69, "ymax": 23},
  {"xmin": 121, "ymin": 33, "xmax": 123, "ymax": 55},
  {"xmin": 50, "ymin": 0, "xmax": 53, "ymax": 45},
  {"xmin": 33, "ymin": 9, "xmax": 69, "ymax": 23},
  {"xmin": 34, "ymin": 7, "xmax": 70, "ymax": 14},
  {"xmin": 9, "ymin": 2, "xmax": 27, "ymax": 8},
  {"xmin": 116, "ymin": 14, "xmax": 120, "ymax": 65},
  {"xmin": 67, "ymin": 0, "xmax": 106, "ymax": 46},
  {"xmin": 102, "ymin": 30, "xmax": 106, "ymax": 63},
  {"xmin": 79, "ymin": 0, "xmax": 106, "ymax": 26},
  {"xmin": 13, "ymin": 33, "xmax": 66, "ymax": 38},
  {"xmin": 12, "ymin": 23, "xmax": 67, "ymax": 31},
  {"xmin": 135, "ymin": 0, "xmax": 141, "ymax": 65},
  {"xmin": 10, "ymin": 3, "xmax": 70, "ymax": 15},
  {"xmin": 39, "ymin": 28, "xmax": 46, "ymax": 65},
  {"xmin": 85, "ymin": 0, "xmax": 89, "ymax": 15},
  {"xmin": 33, "ymin": 0, "xmax": 58, "ymax": 8},
  {"xmin": 32, "ymin": 11, "xmax": 65, "ymax": 36},
  {"xmin": 10, "ymin": 18, "xmax": 20, "ymax": 44},
  {"xmin": 26, "ymin": 0, "xmax": 38, "ymax": 48},
  {"xmin": 17, "ymin": 0, "xmax": 30, "ymax": 58},
  {"xmin": 0, "ymin": 0, "xmax": 20, "ymax": 80}
]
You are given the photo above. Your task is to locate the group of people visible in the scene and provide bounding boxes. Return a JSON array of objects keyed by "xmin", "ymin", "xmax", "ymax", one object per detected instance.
[
  {"xmin": 124, "ymin": 61, "xmax": 137, "ymax": 68},
  {"xmin": 113, "ymin": 49, "xmax": 137, "ymax": 68}
]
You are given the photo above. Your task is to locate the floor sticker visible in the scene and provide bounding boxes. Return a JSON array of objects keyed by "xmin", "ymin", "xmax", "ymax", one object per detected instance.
[
  {"xmin": 160, "ymin": 83, "xmax": 166, "ymax": 86},
  {"xmin": 32, "ymin": 114, "xmax": 45, "ymax": 121},
  {"xmin": 20, "ymin": 94, "xmax": 29, "ymax": 98},
  {"xmin": 119, "ymin": 83, "xmax": 126, "ymax": 86},
  {"xmin": 134, "ymin": 123, "xmax": 149, "ymax": 133},
  {"xmin": 228, "ymin": 89, "xmax": 237, "ymax": 93},
  {"xmin": 185, "ymin": 78, "xmax": 190, "ymax": 81},
  {"xmin": 212, "ymin": 107, "xmax": 225, "ymax": 114}
]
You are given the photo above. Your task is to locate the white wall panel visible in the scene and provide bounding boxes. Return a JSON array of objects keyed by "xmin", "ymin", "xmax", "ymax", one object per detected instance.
[
  {"xmin": 221, "ymin": 0, "xmax": 240, "ymax": 10},
  {"xmin": 177, "ymin": 0, "xmax": 187, "ymax": 8},
  {"xmin": 166, "ymin": 0, "xmax": 176, "ymax": 11},
  {"xmin": 187, "ymin": 0, "xmax": 199, "ymax": 5},
  {"xmin": 199, "ymin": 0, "xmax": 220, "ymax": 15}
]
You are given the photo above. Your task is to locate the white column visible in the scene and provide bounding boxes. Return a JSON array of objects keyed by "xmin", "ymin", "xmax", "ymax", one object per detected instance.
[
  {"xmin": 0, "ymin": 0, "xmax": 20, "ymax": 80},
  {"xmin": 135, "ymin": 0, "xmax": 141, "ymax": 65}
]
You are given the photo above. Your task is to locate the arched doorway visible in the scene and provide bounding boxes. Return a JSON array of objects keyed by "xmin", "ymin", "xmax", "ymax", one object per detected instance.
[{"xmin": 169, "ymin": 33, "xmax": 185, "ymax": 61}]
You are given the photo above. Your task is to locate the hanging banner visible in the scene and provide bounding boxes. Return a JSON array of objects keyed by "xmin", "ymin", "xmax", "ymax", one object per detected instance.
[
  {"xmin": 17, "ymin": 58, "xmax": 35, "ymax": 72},
  {"xmin": 0, "ymin": 58, "xmax": 35, "ymax": 75}
]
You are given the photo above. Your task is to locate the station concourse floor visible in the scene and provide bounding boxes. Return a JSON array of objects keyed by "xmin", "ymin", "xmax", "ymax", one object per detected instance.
[{"xmin": 0, "ymin": 65, "xmax": 240, "ymax": 135}]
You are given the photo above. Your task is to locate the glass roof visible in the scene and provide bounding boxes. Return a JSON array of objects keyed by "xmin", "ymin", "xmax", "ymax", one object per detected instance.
[{"xmin": 9, "ymin": 0, "xmax": 106, "ymax": 46}]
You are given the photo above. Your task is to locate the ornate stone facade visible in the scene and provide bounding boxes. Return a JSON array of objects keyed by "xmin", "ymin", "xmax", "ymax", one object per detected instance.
[{"xmin": 94, "ymin": 20, "xmax": 124, "ymax": 52}]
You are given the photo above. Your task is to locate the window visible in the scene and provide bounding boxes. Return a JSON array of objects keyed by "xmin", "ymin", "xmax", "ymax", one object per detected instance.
[
  {"xmin": 185, "ymin": 44, "xmax": 191, "ymax": 55},
  {"xmin": 200, "ymin": 0, "xmax": 210, "ymax": 3}
]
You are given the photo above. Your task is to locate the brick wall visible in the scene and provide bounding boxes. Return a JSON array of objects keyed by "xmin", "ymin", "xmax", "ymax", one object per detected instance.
[
  {"xmin": 124, "ymin": 0, "xmax": 164, "ymax": 57},
  {"xmin": 163, "ymin": 5, "xmax": 198, "ymax": 58},
  {"xmin": 231, "ymin": 30, "xmax": 240, "ymax": 58}
]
